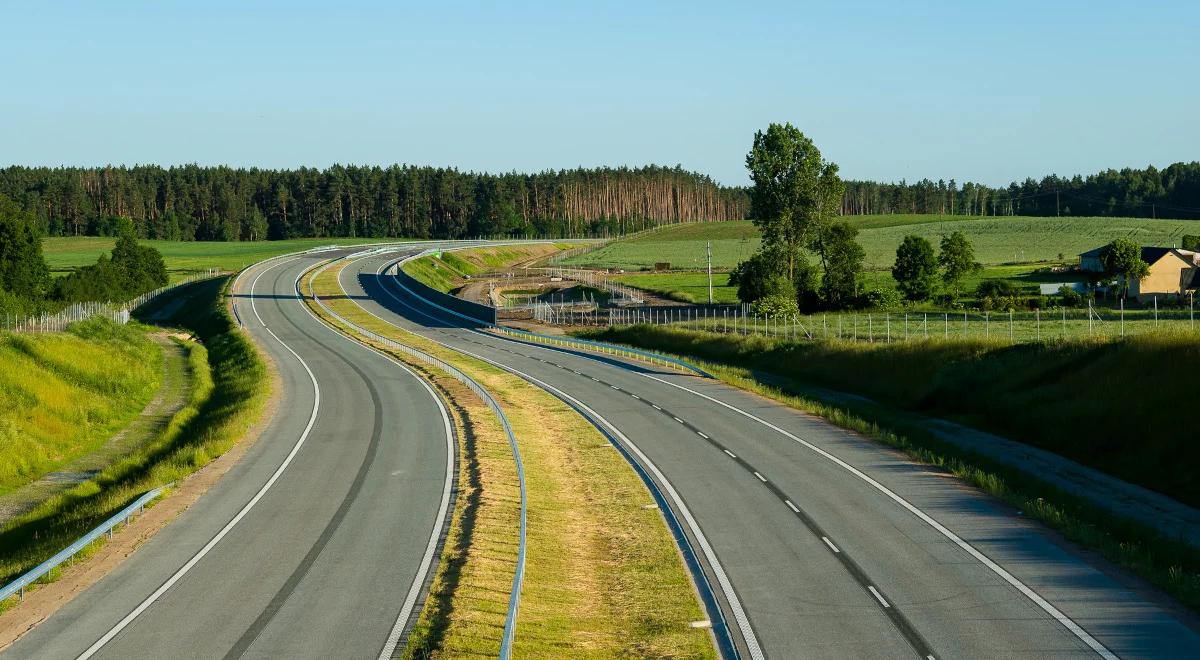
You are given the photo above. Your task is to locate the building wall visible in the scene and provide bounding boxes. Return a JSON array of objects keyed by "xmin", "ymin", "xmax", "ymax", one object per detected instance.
[{"xmin": 1135, "ymin": 252, "xmax": 1195, "ymax": 300}]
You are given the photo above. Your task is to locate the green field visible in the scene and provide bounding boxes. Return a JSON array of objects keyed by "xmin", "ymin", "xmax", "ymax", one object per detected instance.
[
  {"xmin": 42, "ymin": 237, "xmax": 411, "ymax": 283},
  {"xmin": 565, "ymin": 215, "xmax": 1200, "ymax": 271},
  {"xmin": 615, "ymin": 263, "xmax": 1078, "ymax": 305}
]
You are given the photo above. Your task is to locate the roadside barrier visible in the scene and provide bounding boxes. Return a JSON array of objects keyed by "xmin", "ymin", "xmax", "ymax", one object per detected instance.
[
  {"xmin": 0, "ymin": 486, "xmax": 168, "ymax": 604},
  {"xmin": 388, "ymin": 252, "xmax": 713, "ymax": 378}
]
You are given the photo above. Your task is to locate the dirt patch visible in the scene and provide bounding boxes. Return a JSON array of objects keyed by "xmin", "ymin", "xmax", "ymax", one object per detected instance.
[{"xmin": 0, "ymin": 340, "xmax": 282, "ymax": 651}]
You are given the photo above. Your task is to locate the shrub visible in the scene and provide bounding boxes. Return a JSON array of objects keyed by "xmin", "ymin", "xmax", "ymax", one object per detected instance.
[
  {"xmin": 1057, "ymin": 285, "xmax": 1082, "ymax": 308},
  {"xmin": 752, "ymin": 294, "xmax": 799, "ymax": 318},
  {"xmin": 863, "ymin": 287, "xmax": 904, "ymax": 311}
]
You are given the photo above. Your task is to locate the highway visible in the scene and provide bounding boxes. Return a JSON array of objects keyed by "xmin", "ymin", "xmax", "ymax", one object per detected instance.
[
  {"xmin": 339, "ymin": 246, "xmax": 1200, "ymax": 659},
  {"xmin": 6, "ymin": 242, "xmax": 1200, "ymax": 659},
  {"xmin": 2, "ymin": 252, "xmax": 454, "ymax": 659}
]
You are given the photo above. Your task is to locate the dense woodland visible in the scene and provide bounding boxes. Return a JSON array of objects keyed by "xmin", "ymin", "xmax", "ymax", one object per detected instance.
[
  {"xmin": 0, "ymin": 162, "xmax": 1196, "ymax": 244},
  {"xmin": 0, "ymin": 165, "xmax": 748, "ymax": 241},
  {"xmin": 842, "ymin": 162, "xmax": 1200, "ymax": 219}
]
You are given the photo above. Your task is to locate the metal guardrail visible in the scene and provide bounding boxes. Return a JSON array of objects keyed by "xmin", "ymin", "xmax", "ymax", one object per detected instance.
[
  {"xmin": 493, "ymin": 326, "xmax": 715, "ymax": 379},
  {"xmin": 390, "ymin": 252, "xmax": 713, "ymax": 379},
  {"xmin": 303, "ymin": 257, "xmax": 528, "ymax": 659},
  {"xmin": 0, "ymin": 486, "xmax": 167, "ymax": 603}
]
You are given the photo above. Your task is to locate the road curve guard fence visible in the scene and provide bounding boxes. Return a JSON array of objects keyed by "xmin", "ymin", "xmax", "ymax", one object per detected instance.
[
  {"xmin": 303, "ymin": 258, "xmax": 527, "ymax": 660},
  {"xmin": 392, "ymin": 252, "xmax": 498, "ymax": 325},
  {"xmin": 0, "ymin": 486, "xmax": 168, "ymax": 604},
  {"xmin": 387, "ymin": 253, "xmax": 713, "ymax": 379}
]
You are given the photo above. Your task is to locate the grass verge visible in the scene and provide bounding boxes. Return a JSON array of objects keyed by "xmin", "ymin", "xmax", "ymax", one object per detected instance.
[
  {"xmin": 578, "ymin": 324, "xmax": 1200, "ymax": 612},
  {"xmin": 0, "ymin": 275, "xmax": 269, "ymax": 607},
  {"xmin": 402, "ymin": 243, "xmax": 577, "ymax": 293},
  {"xmin": 0, "ymin": 319, "xmax": 162, "ymax": 496},
  {"xmin": 306, "ymin": 263, "xmax": 714, "ymax": 658}
]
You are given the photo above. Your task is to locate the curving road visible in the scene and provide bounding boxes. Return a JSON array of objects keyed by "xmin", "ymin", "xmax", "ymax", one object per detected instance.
[
  {"xmin": 339, "ymin": 246, "xmax": 1200, "ymax": 660},
  {"xmin": 2, "ymin": 252, "xmax": 453, "ymax": 659},
  {"xmin": 7, "ymin": 242, "xmax": 1200, "ymax": 660}
]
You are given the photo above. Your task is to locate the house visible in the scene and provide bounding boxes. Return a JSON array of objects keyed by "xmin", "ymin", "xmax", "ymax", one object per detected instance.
[{"xmin": 1078, "ymin": 246, "xmax": 1200, "ymax": 301}]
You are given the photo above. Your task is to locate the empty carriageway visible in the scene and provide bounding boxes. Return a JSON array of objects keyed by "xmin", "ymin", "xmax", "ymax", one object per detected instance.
[{"xmin": 339, "ymin": 246, "xmax": 1200, "ymax": 660}]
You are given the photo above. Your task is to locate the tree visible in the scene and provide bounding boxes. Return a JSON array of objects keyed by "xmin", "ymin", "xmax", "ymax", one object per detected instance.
[
  {"xmin": 1099, "ymin": 238, "xmax": 1150, "ymax": 300},
  {"xmin": 892, "ymin": 235, "xmax": 938, "ymax": 301},
  {"xmin": 938, "ymin": 231, "xmax": 981, "ymax": 299},
  {"xmin": 744, "ymin": 123, "xmax": 838, "ymax": 281},
  {"xmin": 728, "ymin": 248, "xmax": 795, "ymax": 303},
  {"xmin": 816, "ymin": 221, "xmax": 864, "ymax": 309},
  {"xmin": 0, "ymin": 193, "xmax": 49, "ymax": 301}
]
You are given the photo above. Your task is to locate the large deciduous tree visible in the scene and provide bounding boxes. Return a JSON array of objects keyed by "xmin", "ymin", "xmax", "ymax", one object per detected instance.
[
  {"xmin": 938, "ymin": 231, "xmax": 981, "ymax": 299},
  {"xmin": 741, "ymin": 123, "xmax": 859, "ymax": 310},
  {"xmin": 892, "ymin": 235, "xmax": 938, "ymax": 301}
]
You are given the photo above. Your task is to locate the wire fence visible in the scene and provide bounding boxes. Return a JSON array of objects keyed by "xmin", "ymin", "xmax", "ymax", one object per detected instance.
[
  {"xmin": 1, "ymin": 269, "xmax": 222, "ymax": 334},
  {"xmin": 603, "ymin": 299, "xmax": 1200, "ymax": 344}
]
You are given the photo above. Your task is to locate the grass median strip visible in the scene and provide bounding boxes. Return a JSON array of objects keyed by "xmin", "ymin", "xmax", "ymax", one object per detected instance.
[
  {"xmin": 580, "ymin": 324, "xmax": 1200, "ymax": 612},
  {"xmin": 306, "ymin": 262, "xmax": 714, "ymax": 658}
]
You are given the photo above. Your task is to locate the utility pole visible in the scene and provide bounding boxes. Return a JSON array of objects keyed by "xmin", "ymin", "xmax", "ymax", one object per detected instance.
[{"xmin": 706, "ymin": 240, "xmax": 713, "ymax": 304}]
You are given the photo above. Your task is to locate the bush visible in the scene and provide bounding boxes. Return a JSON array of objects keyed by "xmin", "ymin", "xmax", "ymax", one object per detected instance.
[
  {"xmin": 863, "ymin": 287, "xmax": 904, "ymax": 311},
  {"xmin": 1057, "ymin": 285, "xmax": 1082, "ymax": 308},
  {"xmin": 752, "ymin": 294, "xmax": 799, "ymax": 318}
]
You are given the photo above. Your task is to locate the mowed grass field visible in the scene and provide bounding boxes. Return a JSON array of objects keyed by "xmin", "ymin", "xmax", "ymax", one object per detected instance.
[
  {"xmin": 566, "ymin": 215, "xmax": 1200, "ymax": 271},
  {"xmin": 613, "ymin": 263, "xmax": 1082, "ymax": 304},
  {"xmin": 42, "ymin": 237, "xmax": 410, "ymax": 283}
]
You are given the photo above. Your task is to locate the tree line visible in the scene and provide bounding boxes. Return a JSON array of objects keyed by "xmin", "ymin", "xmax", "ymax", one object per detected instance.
[
  {"xmin": 0, "ymin": 195, "xmax": 166, "ymax": 316},
  {"xmin": 842, "ymin": 162, "xmax": 1200, "ymax": 219},
  {"xmin": 2, "ymin": 160, "xmax": 1195, "ymax": 245},
  {"xmin": 0, "ymin": 164, "xmax": 749, "ymax": 242}
]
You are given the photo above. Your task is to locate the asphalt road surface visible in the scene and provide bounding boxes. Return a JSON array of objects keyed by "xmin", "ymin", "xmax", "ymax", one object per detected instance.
[
  {"xmin": 3, "ymin": 252, "xmax": 454, "ymax": 660},
  {"xmin": 340, "ymin": 246, "xmax": 1200, "ymax": 660}
]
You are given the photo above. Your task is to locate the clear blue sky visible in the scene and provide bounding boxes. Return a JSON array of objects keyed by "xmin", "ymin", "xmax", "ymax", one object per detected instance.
[{"xmin": 2, "ymin": 1, "xmax": 1197, "ymax": 186}]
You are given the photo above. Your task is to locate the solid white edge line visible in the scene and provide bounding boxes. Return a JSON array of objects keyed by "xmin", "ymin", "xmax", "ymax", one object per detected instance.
[
  {"xmin": 867, "ymin": 585, "xmax": 890, "ymax": 608},
  {"xmin": 357, "ymin": 255, "xmax": 765, "ymax": 660},
  {"xmin": 78, "ymin": 257, "xmax": 321, "ymax": 660},
  {"xmin": 639, "ymin": 373, "xmax": 1118, "ymax": 660},
  {"xmin": 295, "ymin": 259, "xmax": 455, "ymax": 660}
]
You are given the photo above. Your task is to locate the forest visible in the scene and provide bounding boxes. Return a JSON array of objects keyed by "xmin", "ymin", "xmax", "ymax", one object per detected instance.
[
  {"xmin": 0, "ymin": 162, "xmax": 1197, "ymax": 245},
  {"xmin": 0, "ymin": 164, "xmax": 748, "ymax": 241},
  {"xmin": 842, "ymin": 161, "xmax": 1200, "ymax": 219}
]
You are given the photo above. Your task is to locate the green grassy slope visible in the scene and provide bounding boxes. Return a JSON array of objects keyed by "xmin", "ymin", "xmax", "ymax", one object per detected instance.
[
  {"xmin": 0, "ymin": 320, "xmax": 161, "ymax": 496},
  {"xmin": 0, "ymin": 276, "xmax": 268, "ymax": 588}
]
